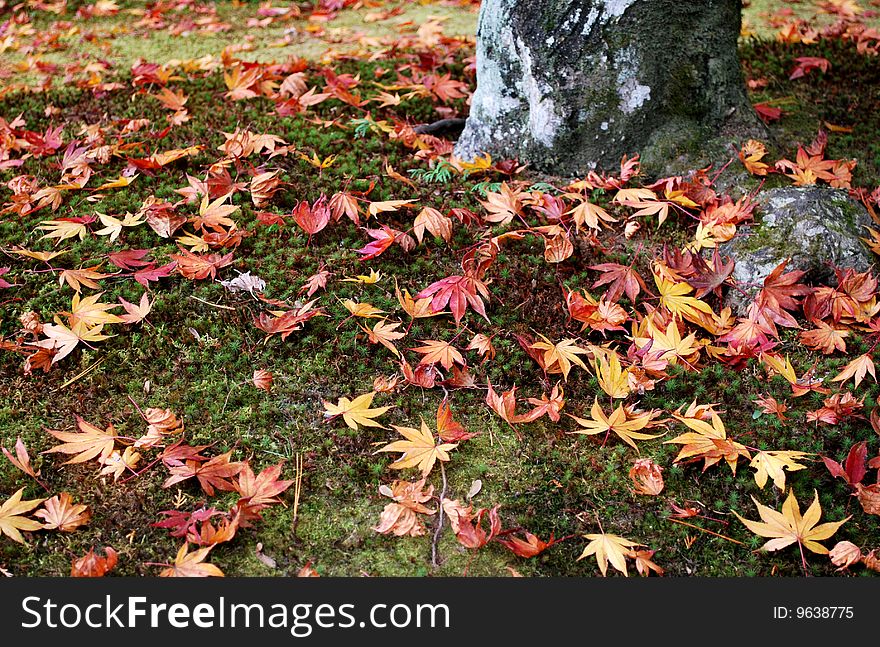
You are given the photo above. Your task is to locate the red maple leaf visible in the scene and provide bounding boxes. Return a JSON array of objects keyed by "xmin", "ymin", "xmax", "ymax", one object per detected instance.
[
  {"xmin": 133, "ymin": 261, "xmax": 177, "ymax": 287},
  {"xmin": 293, "ymin": 195, "xmax": 331, "ymax": 237},
  {"xmin": 153, "ymin": 507, "xmax": 223, "ymax": 538},
  {"xmin": 107, "ymin": 249, "xmax": 152, "ymax": 271},
  {"xmin": 589, "ymin": 262, "xmax": 647, "ymax": 302},
  {"xmin": 757, "ymin": 259, "xmax": 811, "ymax": 327},
  {"xmin": 497, "ymin": 530, "xmax": 565, "ymax": 558},
  {"xmin": 416, "ymin": 273, "xmax": 490, "ymax": 324},
  {"xmin": 821, "ymin": 441, "xmax": 868, "ymax": 487},
  {"xmin": 357, "ymin": 225, "xmax": 397, "ymax": 260}
]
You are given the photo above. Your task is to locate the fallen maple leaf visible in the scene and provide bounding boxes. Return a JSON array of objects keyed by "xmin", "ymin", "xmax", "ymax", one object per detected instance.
[
  {"xmin": 58, "ymin": 265, "xmax": 113, "ymax": 293},
  {"xmin": 252, "ymin": 369, "xmax": 273, "ymax": 392},
  {"xmin": 322, "ymin": 392, "xmax": 390, "ymax": 430},
  {"xmin": 66, "ymin": 292, "xmax": 123, "ymax": 329},
  {"xmin": 118, "ymin": 293, "xmax": 152, "ymax": 324},
  {"xmin": 577, "ymin": 531, "xmax": 641, "ymax": 576},
  {"xmin": 734, "ymin": 489, "xmax": 848, "ymax": 556},
  {"xmin": 449, "ymin": 503, "xmax": 503, "ymax": 550},
  {"xmin": 360, "ymin": 319, "xmax": 405, "ymax": 357},
  {"xmin": 367, "ymin": 199, "xmax": 416, "ymax": 218},
  {"xmin": 654, "ymin": 270, "xmax": 714, "ymax": 322},
  {"xmin": 376, "ymin": 419, "xmax": 458, "ymax": 477},
  {"xmin": 739, "ymin": 139, "xmax": 771, "ymax": 176},
  {"xmin": 855, "ymin": 483, "xmax": 880, "ymax": 516},
  {"xmin": 411, "ymin": 339, "xmax": 465, "ymax": 370},
  {"xmin": 790, "ymin": 56, "xmax": 831, "ymax": 80},
  {"xmin": 749, "ymin": 451, "xmax": 810, "ymax": 491},
  {"xmin": 485, "ymin": 381, "xmax": 520, "ymax": 426},
  {"xmin": 301, "ymin": 268, "xmax": 331, "ymax": 297},
  {"xmin": 34, "ymin": 492, "xmax": 90, "ymax": 532},
  {"xmin": 828, "ymin": 541, "xmax": 862, "ymax": 571},
  {"xmin": 2, "ymin": 437, "xmax": 40, "ymax": 480},
  {"xmin": 665, "ymin": 411, "xmax": 750, "ymax": 473},
  {"xmin": 71, "ymin": 546, "xmax": 118, "ymax": 577},
  {"xmin": 831, "ymin": 353, "xmax": 876, "ymax": 389},
  {"xmin": 373, "ymin": 478, "xmax": 436, "ymax": 537},
  {"xmin": 293, "ymin": 195, "xmax": 331, "ymax": 236},
  {"xmin": 799, "ymin": 321, "xmax": 848, "ymax": 354},
  {"xmin": 43, "ymin": 416, "xmax": 121, "ymax": 465},
  {"xmin": 466, "ymin": 333, "xmax": 496, "ymax": 360},
  {"xmin": 396, "ymin": 281, "xmax": 439, "ymax": 319},
  {"xmin": 497, "ymin": 531, "xmax": 562, "ymax": 558},
  {"xmin": 163, "ymin": 451, "xmax": 245, "ymax": 497},
  {"xmin": 435, "ymin": 398, "xmax": 476, "ymax": 442},
  {"xmin": 159, "ymin": 543, "xmax": 224, "ymax": 577},
  {"xmin": 629, "ymin": 458, "xmax": 664, "ymax": 495},
  {"xmin": 821, "ymin": 441, "xmax": 868, "ymax": 487},
  {"xmin": 99, "ymin": 447, "xmax": 141, "ymax": 481},
  {"xmin": 589, "ymin": 262, "xmax": 646, "ymax": 302},
  {"xmin": 254, "ymin": 300, "xmax": 326, "ymax": 339},
  {"xmin": 0, "ymin": 488, "xmax": 45, "ymax": 544},
  {"xmin": 530, "ymin": 335, "xmax": 589, "ymax": 381},
  {"xmin": 341, "ymin": 298, "xmax": 385, "ymax": 319},
  {"xmin": 171, "ymin": 248, "xmax": 234, "ymax": 281},
  {"xmin": 413, "ymin": 207, "xmax": 453, "ymax": 243},
  {"xmin": 569, "ymin": 398, "xmax": 663, "ymax": 450},
  {"xmin": 416, "ymin": 273, "xmax": 491, "ymax": 325},
  {"xmin": 234, "ymin": 462, "xmax": 294, "ymax": 525},
  {"xmin": 518, "ymin": 384, "xmax": 566, "ymax": 423},
  {"xmin": 480, "ymin": 182, "xmax": 522, "ymax": 224},
  {"xmin": 591, "ymin": 346, "xmax": 630, "ymax": 398}
]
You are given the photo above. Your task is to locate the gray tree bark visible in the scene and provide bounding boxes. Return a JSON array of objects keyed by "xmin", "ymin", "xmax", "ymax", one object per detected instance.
[{"xmin": 455, "ymin": 0, "xmax": 765, "ymax": 176}]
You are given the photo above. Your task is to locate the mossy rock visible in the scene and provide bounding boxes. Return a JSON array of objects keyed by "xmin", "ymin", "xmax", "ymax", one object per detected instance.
[{"xmin": 722, "ymin": 185, "xmax": 876, "ymax": 312}]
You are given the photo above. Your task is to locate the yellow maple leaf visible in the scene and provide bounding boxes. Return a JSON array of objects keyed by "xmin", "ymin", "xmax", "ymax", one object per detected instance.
[
  {"xmin": 577, "ymin": 531, "xmax": 641, "ymax": 576},
  {"xmin": 159, "ymin": 543, "xmax": 224, "ymax": 577},
  {"xmin": 654, "ymin": 270, "xmax": 715, "ymax": 321},
  {"xmin": 94, "ymin": 211, "xmax": 144, "ymax": 242},
  {"xmin": 760, "ymin": 352, "xmax": 798, "ymax": 384},
  {"xmin": 367, "ymin": 199, "xmax": 417, "ymax": 218},
  {"xmin": 457, "ymin": 152, "xmax": 492, "ymax": 175},
  {"xmin": 531, "ymin": 334, "xmax": 590, "ymax": 381},
  {"xmin": 342, "ymin": 268, "xmax": 382, "ymax": 284},
  {"xmin": 568, "ymin": 398, "xmax": 663, "ymax": 450},
  {"xmin": 37, "ymin": 219, "xmax": 89, "ymax": 244},
  {"xmin": 734, "ymin": 489, "xmax": 849, "ymax": 555},
  {"xmin": 322, "ymin": 392, "xmax": 391, "ymax": 430},
  {"xmin": 94, "ymin": 174, "xmax": 137, "ymax": 191},
  {"xmin": 175, "ymin": 230, "xmax": 210, "ymax": 253},
  {"xmin": 411, "ymin": 339, "xmax": 464, "ymax": 370},
  {"xmin": 65, "ymin": 292, "xmax": 124, "ymax": 329},
  {"xmin": 395, "ymin": 280, "xmax": 439, "ymax": 319},
  {"xmin": 5, "ymin": 247, "xmax": 69, "ymax": 262},
  {"xmin": 341, "ymin": 299, "xmax": 385, "ymax": 318},
  {"xmin": 591, "ymin": 346, "xmax": 630, "ymax": 399},
  {"xmin": 750, "ymin": 451, "xmax": 810, "ymax": 491},
  {"xmin": 375, "ymin": 419, "xmax": 457, "ymax": 477},
  {"xmin": 0, "ymin": 488, "xmax": 46, "ymax": 544},
  {"xmin": 665, "ymin": 411, "xmax": 750, "ymax": 473},
  {"xmin": 299, "ymin": 151, "xmax": 337, "ymax": 170}
]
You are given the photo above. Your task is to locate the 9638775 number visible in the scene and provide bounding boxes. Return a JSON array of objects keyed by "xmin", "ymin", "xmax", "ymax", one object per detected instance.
[{"xmin": 796, "ymin": 607, "xmax": 854, "ymax": 619}]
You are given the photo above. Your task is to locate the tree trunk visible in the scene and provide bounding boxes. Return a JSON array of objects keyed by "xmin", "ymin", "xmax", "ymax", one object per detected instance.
[{"xmin": 455, "ymin": 0, "xmax": 765, "ymax": 176}]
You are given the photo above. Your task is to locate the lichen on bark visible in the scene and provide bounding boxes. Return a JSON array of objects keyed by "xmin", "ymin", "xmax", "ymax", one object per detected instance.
[{"xmin": 456, "ymin": 0, "xmax": 765, "ymax": 177}]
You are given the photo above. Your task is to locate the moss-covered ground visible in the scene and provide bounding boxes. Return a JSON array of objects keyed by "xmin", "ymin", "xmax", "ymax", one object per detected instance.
[{"xmin": 0, "ymin": 1, "xmax": 878, "ymax": 577}]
